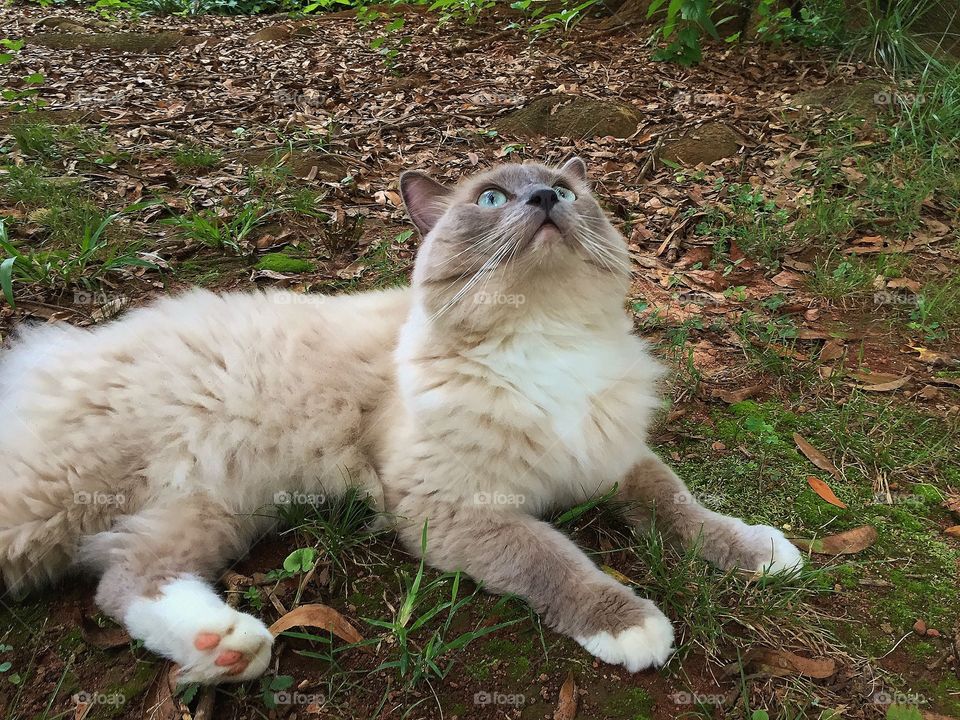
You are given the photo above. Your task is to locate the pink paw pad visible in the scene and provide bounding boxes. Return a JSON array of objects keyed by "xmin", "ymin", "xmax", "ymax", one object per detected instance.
[{"xmin": 194, "ymin": 632, "xmax": 221, "ymax": 651}]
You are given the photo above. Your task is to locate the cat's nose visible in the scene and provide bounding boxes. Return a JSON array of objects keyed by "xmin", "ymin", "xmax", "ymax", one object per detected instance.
[{"xmin": 526, "ymin": 188, "xmax": 558, "ymax": 212}]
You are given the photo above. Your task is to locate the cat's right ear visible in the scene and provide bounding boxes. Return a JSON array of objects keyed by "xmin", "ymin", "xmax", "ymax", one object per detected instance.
[{"xmin": 399, "ymin": 171, "xmax": 453, "ymax": 237}]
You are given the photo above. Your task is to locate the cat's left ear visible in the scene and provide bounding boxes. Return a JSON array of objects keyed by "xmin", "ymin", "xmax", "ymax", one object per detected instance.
[
  {"xmin": 399, "ymin": 171, "xmax": 453, "ymax": 237},
  {"xmin": 560, "ymin": 156, "xmax": 587, "ymax": 181}
]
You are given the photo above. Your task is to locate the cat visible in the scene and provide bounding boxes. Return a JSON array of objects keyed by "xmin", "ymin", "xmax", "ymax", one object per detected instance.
[{"xmin": 0, "ymin": 157, "xmax": 802, "ymax": 684}]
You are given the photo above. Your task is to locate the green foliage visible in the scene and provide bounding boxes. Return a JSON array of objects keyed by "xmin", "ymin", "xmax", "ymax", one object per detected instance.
[
  {"xmin": 0, "ymin": 204, "xmax": 157, "ymax": 304},
  {"xmin": 513, "ymin": 0, "xmax": 600, "ymax": 33},
  {"xmin": 647, "ymin": 0, "xmax": 721, "ymax": 66},
  {"xmin": 164, "ymin": 204, "xmax": 275, "ymax": 254},
  {"xmin": 364, "ymin": 523, "xmax": 523, "ymax": 689}
]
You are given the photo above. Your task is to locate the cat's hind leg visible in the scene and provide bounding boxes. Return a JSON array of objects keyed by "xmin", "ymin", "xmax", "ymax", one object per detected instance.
[
  {"xmin": 82, "ymin": 494, "xmax": 275, "ymax": 683},
  {"xmin": 618, "ymin": 453, "xmax": 803, "ymax": 574}
]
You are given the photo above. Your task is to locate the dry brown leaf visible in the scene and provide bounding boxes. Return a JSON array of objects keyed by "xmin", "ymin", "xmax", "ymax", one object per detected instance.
[
  {"xmin": 711, "ymin": 384, "xmax": 763, "ymax": 404},
  {"xmin": 818, "ymin": 338, "xmax": 846, "ymax": 362},
  {"xmin": 944, "ymin": 526, "xmax": 960, "ymax": 539},
  {"xmin": 269, "ymin": 603, "xmax": 363, "ymax": 644},
  {"xmin": 860, "ymin": 375, "xmax": 910, "ymax": 392},
  {"xmin": 909, "ymin": 346, "xmax": 957, "ymax": 366},
  {"xmin": 80, "ymin": 616, "xmax": 131, "ymax": 649},
  {"xmin": 553, "ymin": 671, "xmax": 578, "ymax": 720},
  {"xmin": 771, "ymin": 270, "xmax": 803, "ymax": 288},
  {"xmin": 847, "ymin": 370, "xmax": 900, "ymax": 384},
  {"xmin": 740, "ymin": 648, "xmax": 837, "ymax": 679},
  {"xmin": 793, "ymin": 433, "xmax": 841, "ymax": 481},
  {"xmin": 792, "ymin": 525, "xmax": 878, "ymax": 555},
  {"xmin": 806, "ymin": 476, "xmax": 847, "ymax": 509},
  {"xmin": 887, "ymin": 277, "xmax": 921, "ymax": 292}
]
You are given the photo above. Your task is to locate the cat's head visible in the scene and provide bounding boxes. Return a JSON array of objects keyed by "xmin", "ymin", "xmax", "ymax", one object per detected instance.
[{"xmin": 400, "ymin": 158, "xmax": 630, "ymax": 325}]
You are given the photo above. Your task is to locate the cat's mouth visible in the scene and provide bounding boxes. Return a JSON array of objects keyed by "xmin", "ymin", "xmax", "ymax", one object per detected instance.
[{"xmin": 534, "ymin": 219, "xmax": 562, "ymax": 241}]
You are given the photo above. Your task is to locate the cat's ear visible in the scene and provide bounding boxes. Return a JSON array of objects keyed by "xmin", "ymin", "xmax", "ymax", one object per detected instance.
[
  {"xmin": 560, "ymin": 156, "xmax": 587, "ymax": 181},
  {"xmin": 399, "ymin": 171, "xmax": 452, "ymax": 236}
]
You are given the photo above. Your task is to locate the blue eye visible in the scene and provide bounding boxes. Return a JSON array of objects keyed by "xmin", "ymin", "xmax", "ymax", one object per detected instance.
[
  {"xmin": 553, "ymin": 185, "xmax": 576, "ymax": 201},
  {"xmin": 477, "ymin": 189, "xmax": 508, "ymax": 208}
]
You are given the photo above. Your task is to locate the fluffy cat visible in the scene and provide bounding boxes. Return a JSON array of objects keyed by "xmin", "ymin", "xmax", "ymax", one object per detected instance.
[{"xmin": 0, "ymin": 157, "xmax": 802, "ymax": 683}]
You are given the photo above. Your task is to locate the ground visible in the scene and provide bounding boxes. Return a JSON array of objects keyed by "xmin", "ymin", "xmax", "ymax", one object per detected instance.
[{"xmin": 1, "ymin": 3, "xmax": 959, "ymax": 719}]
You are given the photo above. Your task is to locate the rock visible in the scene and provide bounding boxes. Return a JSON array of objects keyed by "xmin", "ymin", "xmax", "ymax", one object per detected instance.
[
  {"xmin": 33, "ymin": 16, "xmax": 91, "ymax": 33},
  {"xmin": 247, "ymin": 23, "xmax": 314, "ymax": 44},
  {"xmin": 237, "ymin": 149, "xmax": 350, "ymax": 181},
  {"xmin": 913, "ymin": 618, "xmax": 927, "ymax": 636},
  {"xmin": 787, "ymin": 80, "xmax": 886, "ymax": 120},
  {"xmin": 496, "ymin": 94, "xmax": 641, "ymax": 139},
  {"xmin": 926, "ymin": 628, "xmax": 941, "ymax": 638},
  {"xmin": 659, "ymin": 122, "xmax": 745, "ymax": 166},
  {"xmin": 32, "ymin": 31, "xmax": 196, "ymax": 52}
]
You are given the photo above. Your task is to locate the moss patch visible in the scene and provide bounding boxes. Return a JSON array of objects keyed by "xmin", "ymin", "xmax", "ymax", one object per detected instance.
[
  {"xmin": 496, "ymin": 94, "xmax": 641, "ymax": 139},
  {"xmin": 32, "ymin": 32, "xmax": 196, "ymax": 52}
]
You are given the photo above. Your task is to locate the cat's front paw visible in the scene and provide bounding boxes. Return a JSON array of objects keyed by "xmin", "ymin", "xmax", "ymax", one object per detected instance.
[
  {"xmin": 124, "ymin": 576, "xmax": 274, "ymax": 684},
  {"xmin": 575, "ymin": 605, "xmax": 674, "ymax": 672},
  {"xmin": 736, "ymin": 523, "xmax": 804, "ymax": 574}
]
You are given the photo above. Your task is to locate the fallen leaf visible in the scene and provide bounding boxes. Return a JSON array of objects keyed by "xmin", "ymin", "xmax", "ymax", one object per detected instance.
[
  {"xmin": 944, "ymin": 526, "xmax": 960, "ymax": 539},
  {"xmin": 909, "ymin": 346, "xmax": 957, "ymax": 366},
  {"xmin": 80, "ymin": 616, "xmax": 130, "ymax": 649},
  {"xmin": 738, "ymin": 648, "xmax": 836, "ymax": 679},
  {"xmin": 792, "ymin": 525, "xmax": 878, "ymax": 555},
  {"xmin": 818, "ymin": 338, "xmax": 846, "ymax": 362},
  {"xmin": 711, "ymin": 384, "xmax": 763, "ymax": 404},
  {"xmin": 793, "ymin": 433, "xmax": 841, "ymax": 481},
  {"xmin": 600, "ymin": 565, "xmax": 636, "ymax": 586},
  {"xmin": 771, "ymin": 270, "xmax": 804, "ymax": 288},
  {"xmin": 887, "ymin": 277, "xmax": 921, "ymax": 292},
  {"xmin": 859, "ymin": 375, "xmax": 910, "ymax": 392},
  {"xmin": 269, "ymin": 603, "xmax": 363, "ymax": 644},
  {"xmin": 553, "ymin": 672, "xmax": 577, "ymax": 720},
  {"xmin": 806, "ymin": 476, "xmax": 847, "ymax": 509},
  {"xmin": 930, "ymin": 377, "xmax": 960, "ymax": 389}
]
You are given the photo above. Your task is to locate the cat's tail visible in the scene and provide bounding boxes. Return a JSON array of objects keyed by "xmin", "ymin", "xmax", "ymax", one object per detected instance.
[{"xmin": 0, "ymin": 322, "xmax": 122, "ymax": 595}]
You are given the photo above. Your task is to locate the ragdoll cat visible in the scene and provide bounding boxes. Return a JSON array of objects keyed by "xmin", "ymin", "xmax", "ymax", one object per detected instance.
[{"xmin": 0, "ymin": 157, "xmax": 802, "ymax": 684}]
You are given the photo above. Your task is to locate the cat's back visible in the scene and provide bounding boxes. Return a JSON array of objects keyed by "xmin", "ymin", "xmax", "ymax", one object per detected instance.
[{"xmin": 0, "ymin": 286, "xmax": 412, "ymax": 463}]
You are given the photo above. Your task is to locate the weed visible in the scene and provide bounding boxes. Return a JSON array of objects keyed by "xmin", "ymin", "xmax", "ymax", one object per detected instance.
[
  {"xmin": 0, "ymin": 205, "xmax": 156, "ymax": 305},
  {"xmin": 165, "ymin": 204, "xmax": 275, "ymax": 254},
  {"xmin": 172, "ymin": 143, "xmax": 222, "ymax": 169},
  {"xmin": 364, "ymin": 523, "xmax": 523, "ymax": 689},
  {"xmin": 807, "ymin": 255, "xmax": 876, "ymax": 300}
]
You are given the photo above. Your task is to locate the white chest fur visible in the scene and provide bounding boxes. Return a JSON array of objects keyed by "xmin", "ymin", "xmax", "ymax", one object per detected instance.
[{"xmin": 396, "ymin": 312, "xmax": 664, "ymax": 513}]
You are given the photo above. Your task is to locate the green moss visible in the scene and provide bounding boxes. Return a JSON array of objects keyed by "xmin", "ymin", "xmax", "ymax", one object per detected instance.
[
  {"xmin": 255, "ymin": 253, "xmax": 316, "ymax": 273},
  {"xmin": 601, "ymin": 687, "xmax": 653, "ymax": 719}
]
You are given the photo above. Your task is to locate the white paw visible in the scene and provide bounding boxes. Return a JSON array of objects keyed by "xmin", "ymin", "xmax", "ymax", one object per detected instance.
[
  {"xmin": 124, "ymin": 576, "xmax": 274, "ymax": 684},
  {"xmin": 575, "ymin": 610, "xmax": 675, "ymax": 672},
  {"xmin": 743, "ymin": 524, "xmax": 804, "ymax": 574}
]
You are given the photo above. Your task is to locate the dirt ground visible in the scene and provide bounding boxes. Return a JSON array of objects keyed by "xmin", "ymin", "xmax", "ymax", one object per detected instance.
[{"xmin": 1, "ymin": 3, "xmax": 959, "ymax": 719}]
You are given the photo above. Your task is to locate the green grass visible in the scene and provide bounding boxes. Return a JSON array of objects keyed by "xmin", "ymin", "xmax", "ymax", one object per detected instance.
[
  {"xmin": 172, "ymin": 143, "xmax": 222, "ymax": 170},
  {"xmin": 164, "ymin": 204, "xmax": 276, "ymax": 255},
  {"xmin": 10, "ymin": 121, "xmax": 105, "ymax": 163}
]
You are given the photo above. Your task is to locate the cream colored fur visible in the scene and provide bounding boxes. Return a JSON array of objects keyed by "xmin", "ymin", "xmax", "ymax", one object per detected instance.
[{"xmin": 0, "ymin": 158, "xmax": 801, "ymax": 683}]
